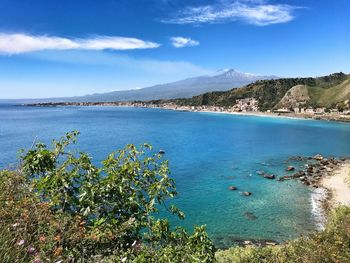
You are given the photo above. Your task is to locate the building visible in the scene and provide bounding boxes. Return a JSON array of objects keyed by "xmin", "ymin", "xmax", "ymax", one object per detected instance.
[
  {"xmin": 274, "ymin": 108, "xmax": 292, "ymax": 113},
  {"xmin": 233, "ymin": 98, "xmax": 259, "ymax": 112},
  {"xmin": 315, "ymin": 108, "xmax": 326, "ymax": 114},
  {"xmin": 305, "ymin": 108, "xmax": 315, "ymax": 114}
]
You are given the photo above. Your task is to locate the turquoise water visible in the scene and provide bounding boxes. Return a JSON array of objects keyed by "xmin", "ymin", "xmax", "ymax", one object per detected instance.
[{"xmin": 1, "ymin": 104, "xmax": 350, "ymax": 247}]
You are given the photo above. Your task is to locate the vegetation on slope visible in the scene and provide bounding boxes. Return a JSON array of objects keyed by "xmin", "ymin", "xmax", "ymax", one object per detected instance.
[
  {"xmin": 152, "ymin": 73, "xmax": 349, "ymax": 111},
  {"xmin": 308, "ymin": 76, "xmax": 350, "ymax": 108}
]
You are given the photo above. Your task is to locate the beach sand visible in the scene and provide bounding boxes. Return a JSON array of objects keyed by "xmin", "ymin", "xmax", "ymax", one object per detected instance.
[{"xmin": 321, "ymin": 161, "xmax": 350, "ymax": 207}]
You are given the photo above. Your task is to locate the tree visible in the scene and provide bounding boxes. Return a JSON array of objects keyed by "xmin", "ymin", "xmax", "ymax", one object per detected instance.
[{"xmin": 2, "ymin": 131, "xmax": 215, "ymax": 262}]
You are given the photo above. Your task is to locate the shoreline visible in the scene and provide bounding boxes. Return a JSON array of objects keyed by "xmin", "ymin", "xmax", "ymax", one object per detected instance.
[
  {"xmin": 310, "ymin": 161, "xmax": 350, "ymax": 231},
  {"xmin": 153, "ymin": 105, "xmax": 350, "ymax": 123},
  {"xmin": 24, "ymin": 102, "xmax": 350, "ymax": 123},
  {"xmin": 189, "ymin": 109, "xmax": 317, "ymax": 122},
  {"xmin": 321, "ymin": 161, "xmax": 350, "ymax": 208}
]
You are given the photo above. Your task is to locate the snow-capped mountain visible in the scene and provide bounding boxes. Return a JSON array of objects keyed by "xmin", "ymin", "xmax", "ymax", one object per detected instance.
[
  {"xmin": 8, "ymin": 69, "xmax": 277, "ymax": 103},
  {"xmin": 209, "ymin": 69, "xmax": 274, "ymax": 82},
  {"xmin": 62, "ymin": 69, "xmax": 277, "ymax": 102}
]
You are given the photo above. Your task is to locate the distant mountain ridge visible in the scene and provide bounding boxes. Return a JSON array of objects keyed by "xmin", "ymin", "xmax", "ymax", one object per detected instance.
[
  {"xmin": 62, "ymin": 69, "xmax": 277, "ymax": 102},
  {"xmin": 2, "ymin": 69, "xmax": 277, "ymax": 103}
]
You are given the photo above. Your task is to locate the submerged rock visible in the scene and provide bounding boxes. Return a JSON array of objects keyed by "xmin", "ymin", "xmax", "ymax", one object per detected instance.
[
  {"xmin": 295, "ymin": 171, "xmax": 306, "ymax": 177},
  {"xmin": 288, "ymin": 156, "xmax": 308, "ymax": 162},
  {"xmin": 278, "ymin": 175, "xmax": 292, "ymax": 181},
  {"xmin": 244, "ymin": 212, "xmax": 258, "ymax": 220},
  {"xmin": 279, "ymin": 170, "xmax": 305, "ymax": 181}
]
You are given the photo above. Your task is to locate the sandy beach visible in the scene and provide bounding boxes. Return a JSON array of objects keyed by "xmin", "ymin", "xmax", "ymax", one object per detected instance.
[{"xmin": 321, "ymin": 161, "xmax": 350, "ymax": 207}]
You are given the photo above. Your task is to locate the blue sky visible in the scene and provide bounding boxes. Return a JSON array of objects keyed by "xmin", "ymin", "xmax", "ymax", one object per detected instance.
[{"xmin": 0, "ymin": 0, "xmax": 349, "ymax": 98}]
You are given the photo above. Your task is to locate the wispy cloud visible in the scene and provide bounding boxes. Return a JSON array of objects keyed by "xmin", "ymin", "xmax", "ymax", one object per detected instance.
[
  {"xmin": 161, "ymin": 0, "xmax": 300, "ymax": 26},
  {"xmin": 24, "ymin": 50, "xmax": 213, "ymax": 79},
  {"xmin": 170, "ymin": 37, "xmax": 200, "ymax": 48},
  {"xmin": 2, "ymin": 49, "xmax": 214, "ymax": 98},
  {"xmin": 0, "ymin": 33, "xmax": 161, "ymax": 54}
]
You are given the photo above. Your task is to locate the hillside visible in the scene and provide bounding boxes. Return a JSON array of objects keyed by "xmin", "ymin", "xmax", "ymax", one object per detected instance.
[
  {"xmin": 308, "ymin": 76, "xmax": 350, "ymax": 107},
  {"xmin": 158, "ymin": 73, "xmax": 350, "ymax": 111}
]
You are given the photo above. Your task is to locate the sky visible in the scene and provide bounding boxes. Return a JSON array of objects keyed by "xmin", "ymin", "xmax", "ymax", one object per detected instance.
[{"xmin": 0, "ymin": 0, "xmax": 349, "ymax": 99}]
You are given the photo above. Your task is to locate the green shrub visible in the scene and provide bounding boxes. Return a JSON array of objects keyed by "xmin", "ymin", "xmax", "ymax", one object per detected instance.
[{"xmin": 0, "ymin": 132, "xmax": 215, "ymax": 262}]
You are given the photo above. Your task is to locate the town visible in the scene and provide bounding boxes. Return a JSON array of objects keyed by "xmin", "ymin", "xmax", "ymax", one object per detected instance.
[{"xmin": 29, "ymin": 97, "xmax": 350, "ymax": 122}]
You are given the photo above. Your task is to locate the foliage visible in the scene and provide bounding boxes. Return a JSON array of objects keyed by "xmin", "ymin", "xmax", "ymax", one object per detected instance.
[
  {"xmin": 216, "ymin": 206, "xmax": 350, "ymax": 263},
  {"xmin": 0, "ymin": 169, "xmax": 84, "ymax": 263},
  {"xmin": 151, "ymin": 73, "xmax": 349, "ymax": 111},
  {"xmin": 0, "ymin": 132, "xmax": 215, "ymax": 262}
]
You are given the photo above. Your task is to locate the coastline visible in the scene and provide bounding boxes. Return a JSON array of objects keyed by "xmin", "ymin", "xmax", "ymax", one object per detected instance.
[
  {"xmin": 321, "ymin": 161, "xmax": 350, "ymax": 208},
  {"xmin": 155, "ymin": 106, "xmax": 350, "ymax": 123},
  {"xmin": 24, "ymin": 102, "xmax": 350, "ymax": 123},
  {"xmin": 191, "ymin": 109, "xmax": 317, "ymax": 122}
]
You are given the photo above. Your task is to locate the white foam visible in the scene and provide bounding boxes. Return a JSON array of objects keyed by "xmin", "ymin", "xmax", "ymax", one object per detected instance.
[{"xmin": 311, "ymin": 187, "xmax": 327, "ymax": 230}]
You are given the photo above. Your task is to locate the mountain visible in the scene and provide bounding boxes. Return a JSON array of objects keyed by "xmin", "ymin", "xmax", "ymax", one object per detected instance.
[
  {"xmin": 158, "ymin": 73, "xmax": 350, "ymax": 111},
  {"xmin": 4, "ymin": 69, "xmax": 276, "ymax": 103},
  {"xmin": 64, "ymin": 69, "xmax": 276, "ymax": 102}
]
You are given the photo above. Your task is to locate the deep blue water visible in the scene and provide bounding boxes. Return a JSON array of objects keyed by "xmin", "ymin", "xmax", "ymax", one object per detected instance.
[{"xmin": 1, "ymin": 104, "xmax": 350, "ymax": 247}]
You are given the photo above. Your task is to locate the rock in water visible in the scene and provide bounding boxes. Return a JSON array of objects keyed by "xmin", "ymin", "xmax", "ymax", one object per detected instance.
[
  {"xmin": 313, "ymin": 154, "xmax": 323, "ymax": 161},
  {"xmin": 286, "ymin": 166, "xmax": 295, "ymax": 171},
  {"xmin": 263, "ymin": 174, "xmax": 276, "ymax": 179},
  {"xmin": 244, "ymin": 212, "xmax": 258, "ymax": 220}
]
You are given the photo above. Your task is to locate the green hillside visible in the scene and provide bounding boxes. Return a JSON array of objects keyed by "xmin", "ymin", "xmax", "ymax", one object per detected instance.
[
  {"xmin": 308, "ymin": 76, "xmax": 350, "ymax": 108},
  {"xmin": 152, "ymin": 73, "xmax": 350, "ymax": 111}
]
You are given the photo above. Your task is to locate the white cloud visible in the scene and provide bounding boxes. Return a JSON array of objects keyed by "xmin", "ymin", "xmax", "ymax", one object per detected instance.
[
  {"xmin": 161, "ymin": 0, "xmax": 299, "ymax": 26},
  {"xmin": 0, "ymin": 33, "xmax": 161, "ymax": 54},
  {"xmin": 170, "ymin": 37, "xmax": 200, "ymax": 48}
]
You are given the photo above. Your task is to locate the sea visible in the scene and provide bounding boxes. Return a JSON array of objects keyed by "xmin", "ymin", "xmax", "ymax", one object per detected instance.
[{"xmin": 1, "ymin": 103, "xmax": 350, "ymax": 247}]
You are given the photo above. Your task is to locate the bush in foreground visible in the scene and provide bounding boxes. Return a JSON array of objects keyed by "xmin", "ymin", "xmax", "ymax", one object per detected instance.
[{"xmin": 0, "ymin": 131, "xmax": 215, "ymax": 262}]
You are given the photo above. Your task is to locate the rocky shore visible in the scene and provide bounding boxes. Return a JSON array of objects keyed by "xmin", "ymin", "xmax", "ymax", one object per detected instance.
[
  {"xmin": 268, "ymin": 154, "xmax": 350, "ymax": 211},
  {"xmin": 277, "ymin": 154, "xmax": 349, "ymax": 188},
  {"xmin": 226, "ymin": 154, "xmax": 350, "ymax": 247},
  {"xmin": 277, "ymin": 155, "xmax": 350, "ymax": 230},
  {"xmin": 278, "ymin": 155, "xmax": 350, "ymax": 224}
]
